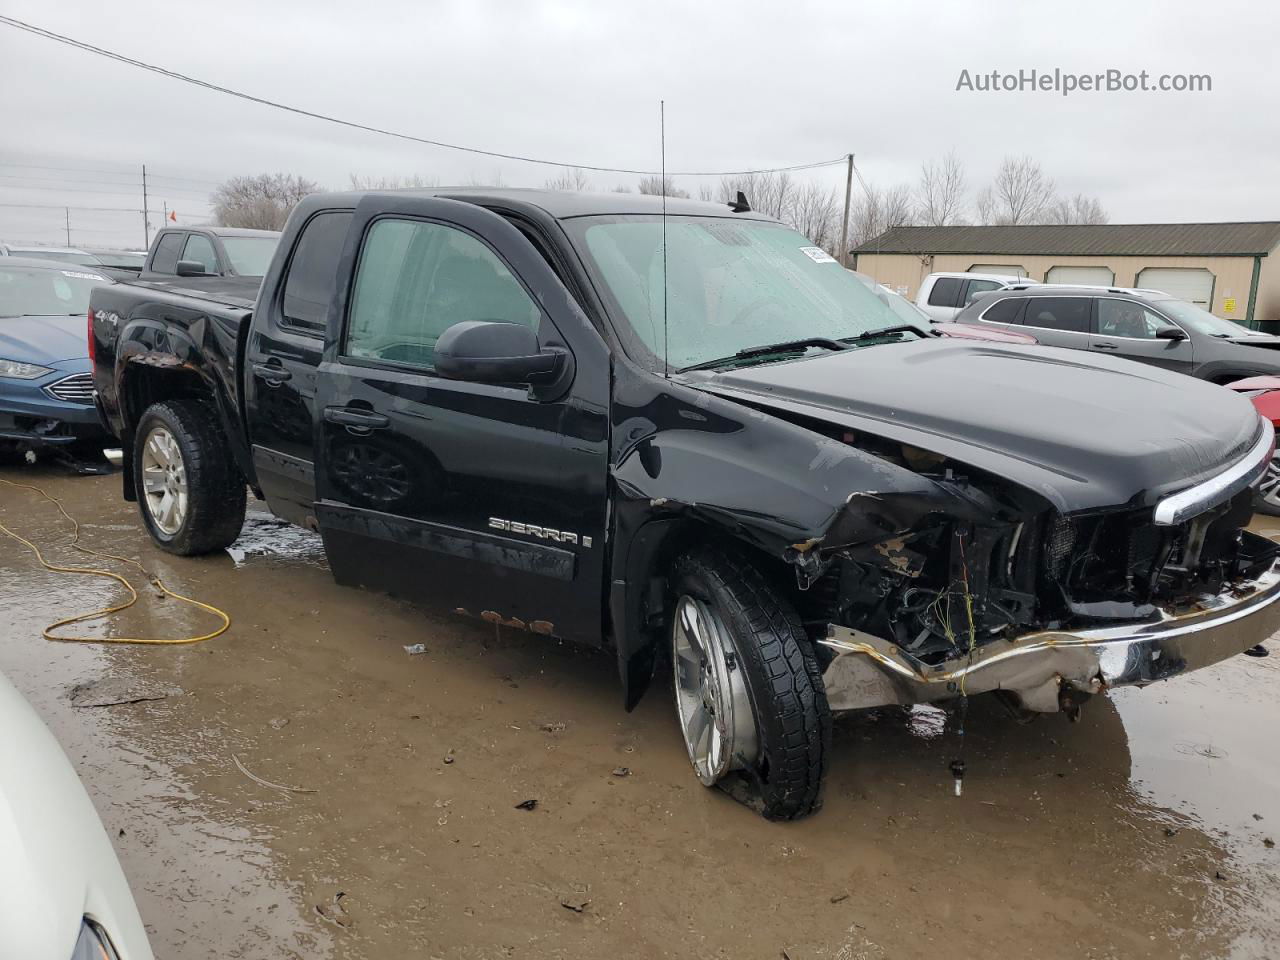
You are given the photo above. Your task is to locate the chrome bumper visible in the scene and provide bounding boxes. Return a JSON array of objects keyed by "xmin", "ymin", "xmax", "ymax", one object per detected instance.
[{"xmin": 820, "ymin": 563, "xmax": 1280, "ymax": 713}]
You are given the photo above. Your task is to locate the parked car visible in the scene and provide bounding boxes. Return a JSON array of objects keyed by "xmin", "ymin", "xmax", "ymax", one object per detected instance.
[
  {"xmin": 0, "ymin": 244, "xmax": 103, "ymax": 266},
  {"xmin": 85, "ymin": 249, "xmax": 146, "ymax": 281},
  {"xmin": 956, "ymin": 285, "xmax": 1280, "ymax": 382},
  {"xmin": 0, "ymin": 669, "xmax": 154, "ymax": 960},
  {"xmin": 138, "ymin": 226, "xmax": 280, "ymax": 298},
  {"xmin": 0, "ymin": 258, "xmax": 114, "ymax": 464},
  {"xmin": 914, "ymin": 271, "xmax": 1037, "ymax": 322},
  {"xmin": 850, "ymin": 270, "xmax": 1039, "ymax": 344},
  {"xmin": 1228, "ymin": 376, "xmax": 1280, "ymax": 515},
  {"xmin": 90, "ymin": 190, "xmax": 1280, "ymax": 819}
]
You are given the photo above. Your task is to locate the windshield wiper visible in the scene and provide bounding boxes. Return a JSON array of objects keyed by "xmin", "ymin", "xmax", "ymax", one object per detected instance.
[
  {"xmin": 680, "ymin": 337, "xmax": 847, "ymax": 372},
  {"xmin": 841, "ymin": 324, "xmax": 923, "ymax": 344}
]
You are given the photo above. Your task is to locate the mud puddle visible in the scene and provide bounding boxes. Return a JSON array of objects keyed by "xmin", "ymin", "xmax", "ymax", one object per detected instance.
[{"xmin": 2, "ymin": 467, "xmax": 1278, "ymax": 959}]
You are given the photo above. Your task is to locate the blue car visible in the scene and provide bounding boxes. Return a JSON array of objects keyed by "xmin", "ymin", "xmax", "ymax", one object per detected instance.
[{"xmin": 0, "ymin": 257, "xmax": 115, "ymax": 462}]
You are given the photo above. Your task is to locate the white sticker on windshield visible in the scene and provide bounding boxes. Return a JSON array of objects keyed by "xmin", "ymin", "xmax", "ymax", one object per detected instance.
[
  {"xmin": 800, "ymin": 246, "xmax": 837, "ymax": 264},
  {"xmin": 61, "ymin": 270, "xmax": 108, "ymax": 282}
]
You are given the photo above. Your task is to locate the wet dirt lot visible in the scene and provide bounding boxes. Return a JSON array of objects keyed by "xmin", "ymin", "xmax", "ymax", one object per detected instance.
[{"xmin": 2, "ymin": 465, "xmax": 1279, "ymax": 959}]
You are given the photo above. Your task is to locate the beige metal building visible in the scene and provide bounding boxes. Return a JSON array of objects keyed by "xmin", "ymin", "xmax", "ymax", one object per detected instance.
[{"xmin": 850, "ymin": 222, "xmax": 1280, "ymax": 328}]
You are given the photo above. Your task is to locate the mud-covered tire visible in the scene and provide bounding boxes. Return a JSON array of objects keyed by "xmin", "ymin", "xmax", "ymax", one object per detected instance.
[
  {"xmin": 133, "ymin": 399, "xmax": 246, "ymax": 555},
  {"xmin": 670, "ymin": 547, "xmax": 832, "ymax": 820}
]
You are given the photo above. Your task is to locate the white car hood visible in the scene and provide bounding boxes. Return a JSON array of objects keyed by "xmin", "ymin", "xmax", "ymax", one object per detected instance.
[{"xmin": 0, "ymin": 672, "xmax": 153, "ymax": 960}]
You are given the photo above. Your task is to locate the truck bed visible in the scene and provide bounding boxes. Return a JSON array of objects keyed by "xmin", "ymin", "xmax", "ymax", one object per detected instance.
[{"xmin": 123, "ymin": 274, "xmax": 260, "ymax": 310}]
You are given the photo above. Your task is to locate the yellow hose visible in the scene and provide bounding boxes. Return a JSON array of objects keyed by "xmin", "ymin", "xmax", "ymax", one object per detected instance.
[{"xmin": 0, "ymin": 476, "xmax": 230, "ymax": 644}]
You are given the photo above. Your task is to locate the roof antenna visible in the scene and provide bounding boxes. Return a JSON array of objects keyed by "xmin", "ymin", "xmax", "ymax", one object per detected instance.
[
  {"xmin": 661, "ymin": 99, "xmax": 669, "ymax": 379},
  {"xmin": 728, "ymin": 190, "xmax": 751, "ymax": 213}
]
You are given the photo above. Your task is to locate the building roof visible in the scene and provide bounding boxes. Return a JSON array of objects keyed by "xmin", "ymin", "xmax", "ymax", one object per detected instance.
[{"xmin": 851, "ymin": 222, "xmax": 1280, "ymax": 258}]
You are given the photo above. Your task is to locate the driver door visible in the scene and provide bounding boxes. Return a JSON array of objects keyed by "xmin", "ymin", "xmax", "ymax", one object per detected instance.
[{"xmin": 312, "ymin": 196, "xmax": 611, "ymax": 644}]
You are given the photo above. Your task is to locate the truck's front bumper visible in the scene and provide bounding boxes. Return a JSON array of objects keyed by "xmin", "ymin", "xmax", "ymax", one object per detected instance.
[{"xmin": 820, "ymin": 561, "xmax": 1280, "ymax": 713}]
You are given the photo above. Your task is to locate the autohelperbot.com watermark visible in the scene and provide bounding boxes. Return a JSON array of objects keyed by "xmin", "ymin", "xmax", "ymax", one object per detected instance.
[{"xmin": 956, "ymin": 68, "xmax": 1211, "ymax": 96}]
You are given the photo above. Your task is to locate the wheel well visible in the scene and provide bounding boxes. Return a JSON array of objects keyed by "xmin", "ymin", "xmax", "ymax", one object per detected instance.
[
  {"xmin": 118, "ymin": 367, "xmax": 215, "ymax": 501},
  {"xmin": 614, "ymin": 515, "xmax": 802, "ymax": 709}
]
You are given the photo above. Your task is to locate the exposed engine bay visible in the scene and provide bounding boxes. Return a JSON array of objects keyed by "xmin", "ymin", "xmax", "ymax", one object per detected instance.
[{"xmin": 781, "ymin": 427, "xmax": 1280, "ymax": 711}]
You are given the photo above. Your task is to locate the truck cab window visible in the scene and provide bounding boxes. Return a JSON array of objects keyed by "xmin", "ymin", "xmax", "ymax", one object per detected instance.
[
  {"xmin": 281, "ymin": 211, "xmax": 353, "ymax": 334},
  {"xmin": 182, "ymin": 234, "xmax": 219, "ymax": 274},
  {"xmin": 151, "ymin": 232, "xmax": 184, "ymax": 274},
  {"xmin": 345, "ymin": 218, "xmax": 541, "ymax": 370}
]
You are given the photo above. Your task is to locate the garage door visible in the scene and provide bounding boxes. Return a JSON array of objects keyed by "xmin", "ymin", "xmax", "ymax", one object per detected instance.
[
  {"xmin": 1046, "ymin": 265, "xmax": 1114, "ymax": 286},
  {"xmin": 969, "ymin": 264, "xmax": 1027, "ymax": 277},
  {"xmin": 1136, "ymin": 267, "xmax": 1215, "ymax": 307}
]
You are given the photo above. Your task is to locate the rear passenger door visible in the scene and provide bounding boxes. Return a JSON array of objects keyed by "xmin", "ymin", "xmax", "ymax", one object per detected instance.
[
  {"xmin": 1015, "ymin": 296, "xmax": 1094, "ymax": 351},
  {"xmin": 244, "ymin": 208, "xmax": 353, "ymax": 527}
]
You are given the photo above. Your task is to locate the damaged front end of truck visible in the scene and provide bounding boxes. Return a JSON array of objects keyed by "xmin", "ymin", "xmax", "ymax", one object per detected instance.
[{"xmin": 612, "ymin": 377, "xmax": 1280, "ymax": 719}]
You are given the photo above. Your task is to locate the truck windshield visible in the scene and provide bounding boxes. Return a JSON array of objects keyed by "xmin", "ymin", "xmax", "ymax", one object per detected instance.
[
  {"xmin": 0, "ymin": 265, "xmax": 110, "ymax": 317},
  {"xmin": 220, "ymin": 236, "xmax": 279, "ymax": 277},
  {"xmin": 567, "ymin": 215, "xmax": 910, "ymax": 371}
]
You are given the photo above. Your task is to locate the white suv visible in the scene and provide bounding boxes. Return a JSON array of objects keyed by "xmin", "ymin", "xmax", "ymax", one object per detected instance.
[{"xmin": 914, "ymin": 272, "xmax": 1038, "ymax": 322}]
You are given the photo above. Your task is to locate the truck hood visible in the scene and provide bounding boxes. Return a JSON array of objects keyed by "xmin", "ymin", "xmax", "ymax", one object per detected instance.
[
  {"xmin": 689, "ymin": 338, "xmax": 1262, "ymax": 513},
  {"xmin": 0, "ymin": 314, "xmax": 88, "ymax": 365}
]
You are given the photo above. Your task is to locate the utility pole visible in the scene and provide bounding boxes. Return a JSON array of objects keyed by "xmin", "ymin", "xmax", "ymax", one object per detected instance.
[
  {"xmin": 65, "ymin": 207, "xmax": 71, "ymax": 246},
  {"xmin": 840, "ymin": 153, "xmax": 854, "ymax": 267},
  {"xmin": 142, "ymin": 164, "xmax": 151, "ymax": 248},
  {"xmin": 163, "ymin": 201, "xmax": 168, "ymax": 227}
]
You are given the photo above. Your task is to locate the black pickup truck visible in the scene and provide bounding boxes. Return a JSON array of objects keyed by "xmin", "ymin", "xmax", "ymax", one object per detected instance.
[
  {"xmin": 90, "ymin": 189, "xmax": 1280, "ymax": 819},
  {"xmin": 138, "ymin": 226, "xmax": 280, "ymax": 301}
]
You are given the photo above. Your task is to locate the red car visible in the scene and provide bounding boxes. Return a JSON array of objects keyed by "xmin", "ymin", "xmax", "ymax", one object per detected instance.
[{"xmin": 1228, "ymin": 376, "xmax": 1280, "ymax": 515}]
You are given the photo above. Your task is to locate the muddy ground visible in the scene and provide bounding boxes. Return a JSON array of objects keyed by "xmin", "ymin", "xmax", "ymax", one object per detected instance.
[{"xmin": 2, "ymin": 464, "xmax": 1278, "ymax": 959}]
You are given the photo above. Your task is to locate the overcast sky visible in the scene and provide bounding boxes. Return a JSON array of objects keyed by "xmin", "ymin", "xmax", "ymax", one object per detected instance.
[{"xmin": 1, "ymin": 0, "xmax": 1276, "ymax": 248}]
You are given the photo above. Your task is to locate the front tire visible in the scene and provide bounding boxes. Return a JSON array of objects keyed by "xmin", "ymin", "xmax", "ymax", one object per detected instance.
[
  {"xmin": 670, "ymin": 547, "xmax": 831, "ymax": 820},
  {"xmin": 133, "ymin": 400, "xmax": 246, "ymax": 555},
  {"xmin": 1256, "ymin": 450, "xmax": 1280, "ymax": 517}
]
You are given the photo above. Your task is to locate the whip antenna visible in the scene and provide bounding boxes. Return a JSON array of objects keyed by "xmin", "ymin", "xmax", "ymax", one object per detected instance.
[{"xmin": 661, "ymin": 99, "xmax": 669, "ymax": 378}]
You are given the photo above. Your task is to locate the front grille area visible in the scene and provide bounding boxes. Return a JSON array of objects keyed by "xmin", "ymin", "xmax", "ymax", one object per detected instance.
[{"xmin": 43, "ymin": 373, "xmax": 95, "ymax": 404}]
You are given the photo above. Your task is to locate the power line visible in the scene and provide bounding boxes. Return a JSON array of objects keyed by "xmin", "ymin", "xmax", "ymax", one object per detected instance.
[
  {"xmin": 0, "ymin": 180, "xmax": 211, "ymax": 199},
  {"xmin": 0, "ymin": 172, "xmax": 214, "ymax": 195},
  {"xmin": 0, "ymin": 160, "xmax": 221, "ymax": 187},
  {"xmin": 0, "ymin": 14, "xmax": 846, "ymax": 178},
  {"xmin": 0, "ymin": 201, "xmax": 148, "ymax": 212}
]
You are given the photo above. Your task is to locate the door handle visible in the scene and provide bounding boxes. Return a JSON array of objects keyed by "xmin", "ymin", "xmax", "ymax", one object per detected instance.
[
  {"xmin": 1093, "ymin": 342, "xmax": 1118, "ymax": 350},
  {"xmin": 252, "ymin": 362, "xmax": 292, "ymax": 383},
  {"xmin": 323, "ymin": 406, "xmax": 390, "ymax": 429}
]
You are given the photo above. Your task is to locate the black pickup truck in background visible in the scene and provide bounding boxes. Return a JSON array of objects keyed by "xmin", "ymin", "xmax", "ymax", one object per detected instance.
[
  {"xmin": 89, "ymin": 189, "xmax": 1280, "ymax": 819},
  {"xmin": 138, "ymin": 226, "xmax": 280, "ymax": 301}
]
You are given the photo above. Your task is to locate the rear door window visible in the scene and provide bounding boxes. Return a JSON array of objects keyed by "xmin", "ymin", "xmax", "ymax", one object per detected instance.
[
  {"xmin": 981, "ymin": 296, "xmax": 1027, "ymax": 324},
  {"xmin": 927, "ymin": 277, "xmax": 964, "ymax": 307},
  {"xmin": 281, "ymin": 211, "xmax": 353, "ymax": 335},
  {"xmin": 181, "ymin": 234, "xmax": 219, "ymax": 274},
  {"xmin": 1021, "ymin": 297, "xmax": 1092, "ymax": 334},
  {"xmin": 150, "ymin": 232, "xmax": 184, "ymax": 274}
]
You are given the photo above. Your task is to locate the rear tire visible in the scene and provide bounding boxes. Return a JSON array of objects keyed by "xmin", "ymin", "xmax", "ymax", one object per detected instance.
[
  {"xmin": 670, "ymin": 547, "xmax": 831, "ymax": 820},
  {"xmin": 133, "ymin": 399, "xmax": 246, "ymax": 555}
]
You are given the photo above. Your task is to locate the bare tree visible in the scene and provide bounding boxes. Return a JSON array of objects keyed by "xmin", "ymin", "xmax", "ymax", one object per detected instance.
[
  {"xmin": 465, "ymin": 170, "xmax": 507, "ymax": 187},
  {"xmin": 211, "ymin": 173, "xmax": 320, "ymax": 230},
  {"xmin": 637, "ymin": 175, "xmax": 689, "ymax": 198},
  {"xmin": 849, "ymin": 182, "xmax": 915, "ymax": 248},
  {"xmin": 716, "ymin": 171, "xmax": 793, "ymax": 220},
  {"xmin": 544, "ymin": 168, "xmax": 591, "ymax": 191},
  {"xmin": 982, "ymin": 155, "xmax": 1057, "ymax": 225},
  {"xmin": 696, "ymin": 182, "xmax": 717, "ymax": 202},
  {"xmin": 347, "ymin": 173, "xmax": 439, "ymax": 190},
  {"xmin": 611, "ymin": 184, "xmax": 633, "ymax": 193},
  {"xmin": 1047, "ymin": 192, "xmax": 1109, "ymax": 225},
  {"xmin": 788, "ymin": 181, "xmax": 842, "ymax": 254},
  {"xmin": 974, "ymin": 185, "xmax": 998, "ymax": 226},
  {"xmin": 916, "ymin": 151, "xmax": 967, "ymax": 226}
]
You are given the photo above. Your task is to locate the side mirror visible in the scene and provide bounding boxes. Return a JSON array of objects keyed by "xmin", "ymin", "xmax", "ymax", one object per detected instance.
[
  {"xmin": 176, "ymin": 259, "xmax": 210, "ymax": 277},
  {"xmin": 434, "ymin": 320, "xmax": 564, "ymax": 385},
  {"xmin": 1155, "ymin": 325, "xmax": 1188, "ymax": 341}
]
